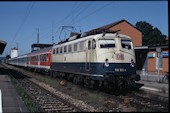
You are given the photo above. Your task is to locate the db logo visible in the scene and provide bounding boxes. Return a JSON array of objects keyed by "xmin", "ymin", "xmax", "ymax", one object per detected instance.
[{"xmin": 116, "ymin": 53, "xmax": 124, "ymax": 60}]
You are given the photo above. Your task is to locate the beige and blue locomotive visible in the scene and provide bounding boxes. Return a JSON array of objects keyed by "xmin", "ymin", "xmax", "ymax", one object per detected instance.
[{"xmin": 51, "ymin": 32, "xmax": 140, "ymax": 89}]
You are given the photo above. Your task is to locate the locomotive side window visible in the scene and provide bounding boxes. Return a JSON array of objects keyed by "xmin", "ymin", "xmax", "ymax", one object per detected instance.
[
  {"xmin": 64, "ymin": 46, "xmax": 67, "ymax": 53},
  {"xmin": 53, "ymin": 48, "xmax": 55, "ymax": 54},
  {"xmin": 99, "ymin": 39, "xmax": 115, "ymax": 48},
  {"xmin": 74, "ymin": 43, "xmax": 78, "ymax": 52},
  {"xmin": 68, "ymin": 44, "xmax": 72, "ymax": 52},
  {"xmin": 88, "ymin": 40, "xmax": 91, "ymax": 50},
  {"xmin": 56, "ymin": 48, "xmax": 59, "ymax": 54},
  {"xmin": 121, "ymin": 40, "xmax": 132, "ymax": 49},
  {"xmin": 79, "ymin": 41, "xmax": 85, "ymax": 51},
  {"xmin": 92, "ymin": 39, "xmax": 96, "ymax": 49},
  {"xmin": 59, "ymin": 47, "xmax": 62, "ymax": 53}
]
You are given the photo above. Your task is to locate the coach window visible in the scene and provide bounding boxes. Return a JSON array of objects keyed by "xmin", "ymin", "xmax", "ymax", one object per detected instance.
[
  {"xmin": 40, "ymin": 55, "xmax": 42, "ymax": 61},
  {"xmin": 88, "ymin": 40, "xmax": 91, "ymax": 50},
  {"xmin": 46, "ymin": 54, "xmax": 48, "ymax": 61},
  {"xmin": 36, "ymin": 56, "xmax": 38, "ymax": 61}
]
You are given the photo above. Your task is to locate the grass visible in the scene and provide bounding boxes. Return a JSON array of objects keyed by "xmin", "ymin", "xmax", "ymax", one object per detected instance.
[
  {"xmin": 140, "ymin": 107, "xmax": 156, "ymax": 112},
  {"xmin": 10, "ymin": 76, "xmax": 39, "ymax": 112},
  {"xmin": 33, "ymin": 75, "xmax": 113, "ymax": 111}
]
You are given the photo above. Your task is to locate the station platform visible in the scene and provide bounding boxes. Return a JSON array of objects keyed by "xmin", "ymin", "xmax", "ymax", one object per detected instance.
[
  {"xmin": 0, "ymin": 74, "xmax": 29, "ymax": 113},
  {"xmin": 136, "ymin": 74, "xmax": 169, "ymax": 95}
]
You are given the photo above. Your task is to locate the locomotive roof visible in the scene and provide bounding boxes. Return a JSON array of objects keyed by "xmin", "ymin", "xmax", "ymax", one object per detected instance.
[{"xmin": 53, "ymin": 33, "xmax": 132, "ymax": 48}]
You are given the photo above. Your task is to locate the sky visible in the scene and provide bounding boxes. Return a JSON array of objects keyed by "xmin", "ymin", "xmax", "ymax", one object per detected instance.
[{"xmin": 0, "ymin": 1, "xmax": 168, "ymax": 56}]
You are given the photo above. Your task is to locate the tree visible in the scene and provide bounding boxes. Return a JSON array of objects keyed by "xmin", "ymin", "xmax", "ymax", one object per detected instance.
[{"xmin": 135, "ymin": 21, "xmax": 167, "ymax": 46}]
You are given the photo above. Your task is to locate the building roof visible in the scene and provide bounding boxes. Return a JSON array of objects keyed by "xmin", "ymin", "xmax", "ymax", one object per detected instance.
[
  {"xmin": 85, "ymin": 19, "xmax": 141, "ymax": 36},
  {"xmin": 0, "ymin": 40, "xmax": 7, "ymax": 54}
]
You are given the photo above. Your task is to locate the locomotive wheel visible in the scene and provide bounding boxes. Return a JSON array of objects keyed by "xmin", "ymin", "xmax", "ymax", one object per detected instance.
[
  {"xmin": 103, "ymin": 80, "xmax": 109, "ymax": 89},
  {"xmin": 73, "ymin": 75, "xmax": 78, "ymax": 85},
  {"xmin": 93, "ymin": 80, "xmax": 99, "ymax": 89},
  {"xmin": 66, "ymin": 74, "xmax": 73, "ymax": 82},
  {"xmin": 84, "ymin": 77, "xmax": 90, "ymax": 88}
]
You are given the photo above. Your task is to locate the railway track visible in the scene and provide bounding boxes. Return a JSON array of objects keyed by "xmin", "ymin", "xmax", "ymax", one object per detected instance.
[
  {"xmin": 5, "ymin": 68, "xmax": 83, "ymax": 112},
  {"xmin": 121, "ymin": 91, "xmax": 169, "ymax": 112},
  {"xmin": 2, "ymin": 63, "xmax": 169, "ymax": 112}
]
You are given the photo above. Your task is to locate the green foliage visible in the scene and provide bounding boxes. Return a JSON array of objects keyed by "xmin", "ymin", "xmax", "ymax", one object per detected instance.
[
  {"xmin": 11, "ymin": 77, "xmax": 38, "ymax": 112},
  {"xmin": 135, "ymin": 21, "xmax": 167, "ymax": 46}
]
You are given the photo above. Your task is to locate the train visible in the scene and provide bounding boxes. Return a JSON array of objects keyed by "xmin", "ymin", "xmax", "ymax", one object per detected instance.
[{"xmin": 6, "ymin": 31, "xmax": 140, "ymax": 90}]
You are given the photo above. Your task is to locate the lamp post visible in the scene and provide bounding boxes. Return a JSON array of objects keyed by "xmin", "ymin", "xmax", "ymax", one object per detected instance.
[{"xmin": 156, "ymin": 47, "xmax": 162, "ymax": 82}]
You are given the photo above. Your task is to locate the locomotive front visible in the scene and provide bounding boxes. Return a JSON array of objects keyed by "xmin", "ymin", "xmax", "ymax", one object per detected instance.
[{"xmin": 93, "ymin": 33, "xmax": 140, "ymax": 89}]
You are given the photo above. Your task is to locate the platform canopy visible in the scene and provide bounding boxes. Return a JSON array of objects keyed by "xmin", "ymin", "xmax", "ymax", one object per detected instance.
[{"xmin": 0, "ymin": 40, "xmax": 7, "ymax": 55}]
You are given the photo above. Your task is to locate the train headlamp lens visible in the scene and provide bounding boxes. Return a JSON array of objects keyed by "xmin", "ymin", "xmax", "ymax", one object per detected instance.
[
  {"xmin": 130, "ymin": 59, "xmax": 135, "ymax": 67},
  {"xmin": 104, "ymin": 58, "xmax": 109, "ymax": 67}
]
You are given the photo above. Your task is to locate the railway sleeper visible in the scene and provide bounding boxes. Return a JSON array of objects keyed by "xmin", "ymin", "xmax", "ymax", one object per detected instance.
[
  {"xmin": 41, "ymin": 105, "xmax": 69, "ymax": 109},
  {"xmin": 39, "ymin": 101, "xmax": 63, "ymax": 104},
  {"xmin": 44, "ymin": 107, "xmax": 74, "ymax": 111},
  {"xmin": 41, "ymin": 103, "xmax": 66, "ymax": 107}
]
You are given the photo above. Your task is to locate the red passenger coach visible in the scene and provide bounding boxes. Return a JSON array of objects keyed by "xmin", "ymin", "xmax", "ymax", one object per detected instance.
[{"xmin": 27, "ymin": 47, "xmax": 52, "ymax": 71}]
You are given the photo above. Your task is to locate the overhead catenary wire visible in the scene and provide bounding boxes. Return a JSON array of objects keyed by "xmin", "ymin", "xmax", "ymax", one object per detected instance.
[
  {"xmin": 70, "ymin": 2, "xmax": 93, "ymax": 25},
  {"xmin": 38, "ymin": 2, "xmax": 79, "ymax": 43},
  {"xmin": 68, "ymin": 2, "xmax": 114, "ymax": 26},
  {"xmin": 53, "ymin": 2, "xmax": 114, "ymax": 44},
  {"xmin": 9, "ymin": 2, "xmax": 35, "ymax": 50}
]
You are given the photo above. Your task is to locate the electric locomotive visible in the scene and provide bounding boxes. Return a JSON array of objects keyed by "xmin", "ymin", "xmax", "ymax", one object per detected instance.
[{"xmin": 50, "ymin": 31, "xmax": 140, "ymax": 89}]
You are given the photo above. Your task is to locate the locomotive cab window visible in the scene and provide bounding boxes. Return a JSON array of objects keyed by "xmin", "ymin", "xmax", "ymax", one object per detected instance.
[
  {"xmin": 121, "ymin": 40, "xmax": 132, "ymax": 49},
  {"xmin": 99, "ymin": 39, "xmax": 115, "ymax": 48}
]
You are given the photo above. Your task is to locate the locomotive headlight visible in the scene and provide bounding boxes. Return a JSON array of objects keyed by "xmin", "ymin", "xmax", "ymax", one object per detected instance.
[
  {"xmin": 130, "ymin": 59, "xmax": 135, "ymax": 67},
  {"xmin": 104, "ymin": 58, "xmax": 109, "ymax": 67}
]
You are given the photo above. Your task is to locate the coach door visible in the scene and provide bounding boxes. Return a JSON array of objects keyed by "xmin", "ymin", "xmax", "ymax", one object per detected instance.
[{"xmin": 86, "ymin": 39, "xmax": 92, "ymax": 71}]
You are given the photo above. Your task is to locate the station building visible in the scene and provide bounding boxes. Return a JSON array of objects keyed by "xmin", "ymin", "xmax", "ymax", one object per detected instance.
[{"xmin": 85, "ymin": 19, "xmax": 169, "ymax": 75}]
